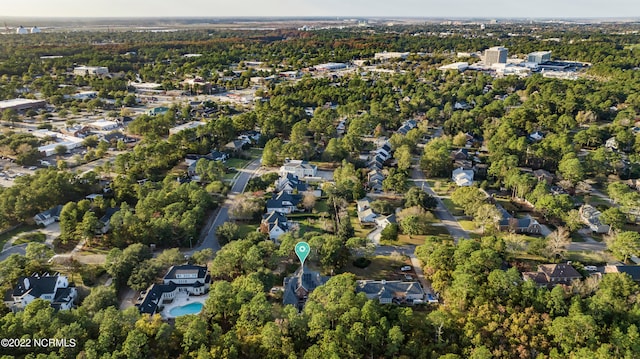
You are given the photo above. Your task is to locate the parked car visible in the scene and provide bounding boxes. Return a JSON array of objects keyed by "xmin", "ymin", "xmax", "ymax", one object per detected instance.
[
  {"xmin": 426, "ymin": 293, "xmax": 439, "ymax": 304},
  {"xmin": 400, "ymin": 266, "xmax": 412, "ymax": 272},
  {"xmin": 403, "ymin": 274, "xmax": 413, "ymax": 281},
  {"xmin": 584, "ymin": 266, "xmax": 598, "ymax": 272}
]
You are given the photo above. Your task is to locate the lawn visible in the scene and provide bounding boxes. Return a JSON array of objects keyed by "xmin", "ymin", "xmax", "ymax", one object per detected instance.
[
  {"xmin": 0, "ymin": 225, "xmax": 38, "ymax": 249},
  {"xmin": 246, "ymin": 148, "xmax": 263, "ymax": 159},
  {"xmin": 566, "ymin": 251, "xmax": 611, "ymax": 264},
  {"xmin": 13, "ymin": 231, "xmax": 46, "ymax": 245},
  {"xmin": 341, "ymin": 255, "xmax": 409, "ymax": 280},
  {"xmin": 425, "ymin": 179, "xmax": 452, "ymax": 196},
  {"xmin": 458, "ymin": 220, "xmax": 476, "ymax": 231},
  {"xmin": 298, "ymin": 218, "xmax": 331, "ymax": 235},
  {"xmin": 238, "ymin": 224, "xmax": 259, "ymax": 238},
  {"xmin": 225, "ymin": 157, "xmax": 251, "ymax": 169},
  {"xmin": 441, "ymin": 198, "xmax": 465, "ymax": 216},
  {"xmin": 313, "ymin": 199, "xmax": 329, "ymax": 214}
]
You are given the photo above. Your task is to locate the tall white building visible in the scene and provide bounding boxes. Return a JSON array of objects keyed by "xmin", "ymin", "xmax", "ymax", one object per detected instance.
[{"xmin": 484, "ymin": 46, "xmax": 508, "ymax": 66}]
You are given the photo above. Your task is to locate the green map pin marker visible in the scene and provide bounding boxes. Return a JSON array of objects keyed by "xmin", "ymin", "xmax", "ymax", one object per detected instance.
[{"xmin": 295, "ymin": 242, "xmax": 310, "ymax": 266}]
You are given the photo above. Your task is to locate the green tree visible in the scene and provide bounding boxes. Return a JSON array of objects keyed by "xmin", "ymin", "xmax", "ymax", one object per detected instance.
[
  {"xmin": 404, "ymin": 187, "xmax": 437, "ymax": 210},
  {"xmin": 394, "ymin": 145, "xmax": 413, "ymax": 172},
  {"xmin": 262, "ymin": 138, "xmax": 282, "ymax": 166},
  {"xmin": 216, "ymin": 222, "xmax": 240, "ymax": 245},
  {"xmin": 421, "ymin": 137, "xmax": 452, "ymax": 177},
  {"xmin": 600, "ymin": 207, "xmax": 627, "ymax": 232},
  {"xmin": 607, "ymin": 231, "xmax": 640, "ymax": 263},
  {"xmin": 451, "ymin": 186, "xmax": 486, "ymax": 216},
  {"xmin": 474, "ymin": 204, "xmax": 502, "ymax": 234}
]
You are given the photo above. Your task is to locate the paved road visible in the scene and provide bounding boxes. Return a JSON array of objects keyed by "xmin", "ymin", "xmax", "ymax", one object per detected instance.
[
  {"xmin": 188, "ymin": 159, "xmax": 261, "ymax": 255},
  {"xmin": 0, "ymin": 243, "xmax": 28, "ymax": 261},
  {"xmin": 410, "ymin": 166, "xmax": 470, "ymax": 242}
]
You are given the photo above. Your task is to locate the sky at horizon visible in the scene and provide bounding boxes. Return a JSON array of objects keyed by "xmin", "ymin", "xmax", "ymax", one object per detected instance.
[{"xmin": 3, "ymin": 0, "xmax": 640, "ymax": 19}]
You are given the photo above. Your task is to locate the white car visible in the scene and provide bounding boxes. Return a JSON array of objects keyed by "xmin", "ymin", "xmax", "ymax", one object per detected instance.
[
  {"xmin": 400, "ymin": 266, "xmax": 412, "ymax": 272},
  {"xmin": 584, "ymin": 266, "xmax": 598, "ymax": 271}
]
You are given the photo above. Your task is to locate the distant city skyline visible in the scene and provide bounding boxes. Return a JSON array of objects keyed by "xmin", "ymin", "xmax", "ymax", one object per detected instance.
[{"xmin": 3, "ymin": 0, "xmax": 640, "ymax": 19}]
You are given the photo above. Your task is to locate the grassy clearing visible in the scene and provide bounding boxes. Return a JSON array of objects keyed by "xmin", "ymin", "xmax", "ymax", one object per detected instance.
[
  {"xmin": 14, "ymin": 231, "xmax": 46, "ymax": 245},
  {"xmin": 238, "ymin": 224, "xmax": 259, "ymax": 238},
  {"xmin": 566, "ymin": 251, "xmax": 610, "ymax": 264},
  {"xmin": 313, "ymin": 199, "xmax": 329, "ymax": 214},
  {"xmin": 441, "ymin": 198, "xmax": 464, "ymax": 216},
  {"xmin": 246, "ymin": 148, "xmax": 263, "ymax": 159},
  {"xmin": 341, "ymin": 255, "xmax": 409, "ymax": 280},
  {"xmin": 0, "ymin": 225, "xmax": 38, "ymax": 249},
  {"xmin": 425, "ymin": 179, "xmax": 452, "ymax": 196},
  {"xmin": 225, "ymin": 157, "xmax": 251, "ymax": 169},
  {"xmin": 458, "ymin": 220, "xmax": 476, "ymax": 231}
]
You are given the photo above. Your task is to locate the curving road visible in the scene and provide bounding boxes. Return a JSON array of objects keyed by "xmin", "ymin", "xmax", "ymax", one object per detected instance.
[{"xmin": 188, "ymin": 159, "xmax": 262, "ymax": 255}]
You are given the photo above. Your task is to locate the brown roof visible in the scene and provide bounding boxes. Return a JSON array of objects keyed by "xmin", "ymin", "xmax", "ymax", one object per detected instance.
[{"xmin": 539, "ymin": 264, "xmax": 581, "ymax": 280}]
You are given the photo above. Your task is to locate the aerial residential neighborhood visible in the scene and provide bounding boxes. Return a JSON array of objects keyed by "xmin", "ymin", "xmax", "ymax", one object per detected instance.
[{"xmin": 0, "ymin": 6, "xmax": 640, "ymax": 358}]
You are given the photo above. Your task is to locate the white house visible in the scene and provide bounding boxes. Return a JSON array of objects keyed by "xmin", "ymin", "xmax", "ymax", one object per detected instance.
[
  {"xmin": 138, "ymin": 265, "xmax": 210, "ymax": 315},
  {"xmin": 579, "ymin": 204, "xmax": 610, "ymax": 233},
  {"xmin": 33, "ymin": 205, "xmax": 63, "ymax": 226},
  {"xmin": 261, "ymin": 211, "xmax": 290, "ymax": 241},
  {"xmin": 452, "ymin": 167, "xmax": 475, "ymax": 187},
  {"xmin": 10, "ymin": 274, "xmax": 77, "ymax": 310},
  {"xmin": 280, "ymin": 160, "xmax": 317, "ymax": 178}
]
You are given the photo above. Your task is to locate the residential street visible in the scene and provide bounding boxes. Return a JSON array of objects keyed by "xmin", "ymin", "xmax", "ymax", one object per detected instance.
[
  {"xmin": 189, "ymin": 158, "xmax": 261, "ymax": 255},
  {"xmin": 410, "ymin": 165, "xmax": 470, "ymax": 242}
]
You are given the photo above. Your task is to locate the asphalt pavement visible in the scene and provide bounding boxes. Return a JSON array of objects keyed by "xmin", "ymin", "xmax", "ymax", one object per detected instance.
[
  {"xmin": 410, "ymin": 166, "xmax": 470, "ymax": 242},
  {"xmin": 189, "ymin": 159, "xmax": 261, "ymax": 255}
]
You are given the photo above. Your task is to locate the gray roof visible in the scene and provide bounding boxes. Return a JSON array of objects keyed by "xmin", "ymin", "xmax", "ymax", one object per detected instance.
[
  {"xmin": 34, "ymin": 205, "xmax": 63, "ymax": 222},
  {"xmin": 163, "ymin": 265, "xmax": 209, "ymax": 281},
  {"xmin": 356, "ymin": 280, "xmax": 424, "ymax": 299},
  {"xmin": 283, "ymin": 267, "xmax": 329, "ymax": 307},
  {"xmin": 262, "ymin": 211, "xmax": 289, "ymax": 232},
  {"xmin": 13, "ymin": 275, "xmax": 59, "ymax": 298},
  {"xmin": 266, "ymin": 192, "xmax": 301, "ymax": 209}
]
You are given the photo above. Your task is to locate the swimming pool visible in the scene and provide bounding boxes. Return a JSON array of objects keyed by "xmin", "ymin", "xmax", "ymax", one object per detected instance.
[{"xmin": 168, "ymin": 302, "xmax": 203, "ymax": 317}]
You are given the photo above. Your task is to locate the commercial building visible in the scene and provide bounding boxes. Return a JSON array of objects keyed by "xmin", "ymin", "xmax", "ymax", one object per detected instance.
[
  {"xmin": 484, "ymin": 46, "xmax": 508, "ymax": 66},
  {"xmin": 314, "ymin": 62, "xmax": 348, "ymax": 72},
  {"xmin": 527, "ymin": 51, "xmax": 552, "ymax": 64},
  {"xmin": 88, "ymin": 119, "xmax": 119, "ymax": 131},
  {"xmin": 438, "ymin": 62, "xmax": 469, "ymax": 72},
  {"xmin": 0, "ymin": 98, "xmax": 46, "ymax": 112},
  {"xmin": 73, "ymin": 66, "xmax": 109, "ymax": 76},
  {"xmin": 374, "ymin": 52, "xmax": 410, "ymax": 60}
]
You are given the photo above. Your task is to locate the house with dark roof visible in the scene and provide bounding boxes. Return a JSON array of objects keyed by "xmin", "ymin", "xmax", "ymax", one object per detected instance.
[
  {"xmin": 33, "ymin": 205, "xmax": 63, "ymax": 226},
  {"xmin": 261, "ymin": 211, "xmax": 290, "ymax": 241},
  {"xmin": 98, "ymin": 207, "xmax": 120, "ymax": 234},
  {"xmin": 498, "ymin": 207, "xmax": 541, "ymax": 234},
  {"xmin": 266, "ymin": 191, "xmax": 302, "ymax": 214},
  {"xmin": 451, "ymin": 148, "xmax": 470, "ymax": 161},
  {"xmin": 225, "ymin": 139, "xmax": 246, "ymax": 152},
  {"xmin": 283, "ymin": 267, "xmax": 330, "ymax": 311},
  {"xmin": 396, "ymin": 119, "xmax": 417, "ymax": 135},
  {"xmin": 275, "ymin": 173, "xmax": 309, "ymax": 194},
  {"xmin": 9, "ymin": 274, "xmax": 76, "ymax": 310},
  {"xmin": 356, "ymin": 280, "xmax": 424, "ymax": 304},
  {"xmin": 604, "ymin": 265, "xmax": 640, "ymax": 282},
  {"xmin": 523, "ymin": 263, "xmax": 582, "ymax": 287},
  {"xmin": 137, "ymin": 265, "xmax": 210, "ymax": 315},
  {"xmin": 533, "ymin": 169, "xmax": 554, "ymax": 185}
]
